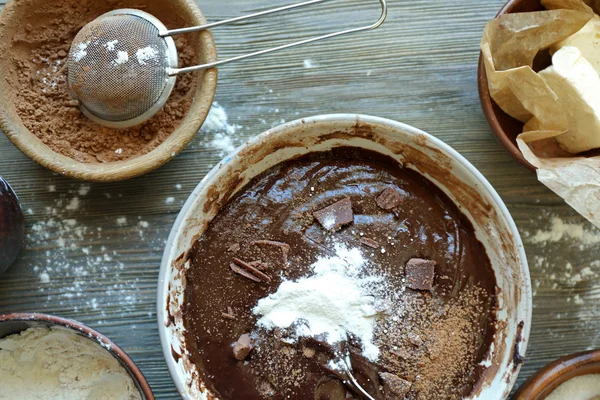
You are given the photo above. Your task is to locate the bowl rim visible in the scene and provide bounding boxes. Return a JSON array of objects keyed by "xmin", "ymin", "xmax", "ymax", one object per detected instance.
[
  {"xmin": 0, "ymin": 0, "xmax": 218, "ymax": 182},
  {"xmin": 513, "ymin": 349, "xmax": 600, "ymax": 399},
  {"xmin": 477, "ymin": 0, "xmax": 537, "ymax": 172},
  {"xmin": 156, "ymin": 113, "xmax": 532, "ymax": 399},
  {"xmin": 0, "ymin": 312, "xmax": 154, "ymax": 399}
]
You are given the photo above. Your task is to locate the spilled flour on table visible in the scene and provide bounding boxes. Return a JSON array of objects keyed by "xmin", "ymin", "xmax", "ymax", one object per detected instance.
[
  {"xmin": 303, "ymin": 59, "xmax": 318, "ymax": 69},
  {"xmin": 197, "ymin": 101, "xmax": 298, "ymax": 160},
  {"xmin": 200, "ymin": 102, "xmax": 243, "ymax": 157},
  {"xmin": 25, "ymin": 183, "xmax": 161, "ymax": 325},
  {"xmin": 522, "ymin": 213, "xmax": 600, "ymax": 346},
  {"xmin": 528, "ymin": 217, "xmax": 600, "ymax": 247}
]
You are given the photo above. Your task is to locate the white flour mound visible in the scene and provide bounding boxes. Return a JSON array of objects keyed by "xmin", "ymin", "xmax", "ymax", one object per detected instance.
[
  {"xmin": 253, "ymin": 245, "xmax": 382, "ymax": 361},
  {"xmin": 0, "ymin": 327, "xmax": 141, "ymax": 400}
]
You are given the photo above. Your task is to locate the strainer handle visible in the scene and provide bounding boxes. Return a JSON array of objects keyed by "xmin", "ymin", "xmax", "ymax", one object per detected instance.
[{"xmin": 162, "ymin": 0, "xmax": 387, "ymax": 76}]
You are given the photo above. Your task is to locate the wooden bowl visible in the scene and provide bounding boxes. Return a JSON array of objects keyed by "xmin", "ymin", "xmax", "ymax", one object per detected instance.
[
  {"xmin": 0, "ymin": 0, "xmax": 217, "ymax": 182},
  {"xmin": 513, "ymin": 349, "xmax": 600, "ymax": 399},
  {"xmin": 0, "ymin": 313, "xmax": 154, "ymax": 399},
  {"xmin": 477, "ymin": 0, "xmax": 545, "ymax": 172}
]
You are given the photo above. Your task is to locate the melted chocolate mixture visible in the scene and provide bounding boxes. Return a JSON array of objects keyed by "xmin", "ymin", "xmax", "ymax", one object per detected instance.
[{"xmin": 182, "ymin": 148, "xmax": 497, "ymax": 400}]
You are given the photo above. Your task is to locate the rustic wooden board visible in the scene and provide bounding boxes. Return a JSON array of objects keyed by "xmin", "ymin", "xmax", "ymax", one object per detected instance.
[{"xmin": 1, "ymin": 0, "xmax": 599, "ymax": 398}]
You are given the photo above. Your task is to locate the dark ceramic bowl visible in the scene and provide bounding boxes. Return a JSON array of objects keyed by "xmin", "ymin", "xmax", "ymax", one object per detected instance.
[
  {"xmin": 513, "ymin": 350, "xmax": 600, "ymax": 399},
  {"xmin": 477, "ymin": 0, "xmax": 545, "ymax": 172},
  {"xmin": 0, "ymin": 313, "xmax": 154, "ymax": 399}
]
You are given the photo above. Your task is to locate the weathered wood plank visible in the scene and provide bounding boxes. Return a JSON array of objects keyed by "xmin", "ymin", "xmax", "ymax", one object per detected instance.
[{"xmin": 1, "ymin": 0, "xmax": 599, "ymax": 398}]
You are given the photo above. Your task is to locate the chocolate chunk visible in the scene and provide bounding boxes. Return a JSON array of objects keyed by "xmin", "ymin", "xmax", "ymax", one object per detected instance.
[
  {"xmin": 380, "ymin": 372, "xmax": 411, "ymax": 399},
  {"xmin": 376, "ymin": 188, "xmax": 403, "ymax": 210},
  {"xmin": 230, "ymin": 263, "xmax": 262, "ymax": 283},
  {"xmin": 232, "ymin": 333, "xmax": 253, "ymax": 361},
  {"xmin": 313, "ymin": 197, "xmax": 354, "ymax": 231},
  {"xmin": 233, "ymin": 258, "xmax": 272, "ymax": 282},
  {"xmin": 360, "ymin": 237, "xmax": 379, "ymax": 249},
  {"xmin": 405, "ymin": 258, "xmax": 436, "ymax": 291},
  {"xmin": 315, "ymin": 379, "xmax": 347, "ymax": 400}
]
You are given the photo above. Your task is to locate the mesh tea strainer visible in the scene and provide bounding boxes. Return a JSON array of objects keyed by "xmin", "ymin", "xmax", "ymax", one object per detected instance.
[{"xmin": 67, "ymin": 0, "xmax": 387, "ymax": 128}]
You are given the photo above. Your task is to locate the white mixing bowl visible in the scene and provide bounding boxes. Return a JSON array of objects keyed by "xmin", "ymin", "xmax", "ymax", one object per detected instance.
[{"xmin": 157, "ymin": 114, "xmax": 532, "ymax": 399}]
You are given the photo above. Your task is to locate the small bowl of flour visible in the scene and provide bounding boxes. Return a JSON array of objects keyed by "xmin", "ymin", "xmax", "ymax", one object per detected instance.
[
  {"xmin": 514, "ymin": 349, "xmax": 600, "ymax": 400},
  {"xmin": 0, "ymin": 313, "xmax": 152, "ymax": 399}
]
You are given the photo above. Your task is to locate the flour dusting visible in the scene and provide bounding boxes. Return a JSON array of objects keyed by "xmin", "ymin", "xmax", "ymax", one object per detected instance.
[
  {"xmin": 201, "ymin": 102, "xmax": 242, "ymax": 156},
  {"xmin": 527, "ymin": 217, "xmax": 600, "ymax": 246},
  {"xmin": 253, "ymin": 244, "xmax": 384, "ymax": 361},
  {"xmin": 104, "ymin": 40, "xmax": 118, "ymax": 51},
  {"xmin": 135, "ymin": 46, "xmax": 158, "ymax": 65},
  {"xmin": 25, "ymin": 184, "xmax": 158, "ymax": 324},
  {"xmin": 303, "ymin": 59, "xmax": 318, "ymax": 69},
  {"xmin": 73, "ymin": 42, "xmax": 88, "ymax": 62},
  {"xmin": 113, "ymin": 51, "xmax": 129, "ymax": 66}
]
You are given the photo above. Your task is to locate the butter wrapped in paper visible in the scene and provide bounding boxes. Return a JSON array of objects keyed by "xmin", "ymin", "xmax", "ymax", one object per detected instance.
[{"xmin": 481, "ymin": 0, "xmax": 600, "ymax": 228}]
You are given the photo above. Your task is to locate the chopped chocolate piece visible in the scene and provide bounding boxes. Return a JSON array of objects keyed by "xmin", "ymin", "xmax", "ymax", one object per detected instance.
[
  {"xmin": 313, "ymin": 197, "xmax": 354, "ymax": 231},
  {"xmin": 360, "ymin": 237, "xmax": 379, "ymax": 249},
  {"xmin": 221, "ymin": 312, "xmax": 236, "ymax": 320},
  {"xmin": 405, "ymin": 258, "xmax": 436, "ymax": 291},
  {"xmin": 230, "ymin": 263, "xmax": 262, "ymax": 283},
  {"xmin": 376, "ymin": 188, "xmax": 403, "ymax": 210},
  {"xmin": 227, "ymin": 243, "xmax": 241, "ymax": 253},
  {"xmin": 233, "ymin": 258, "xmax": 272, "ymax": 283},
  {"xmin": 380, "ymin": 372, "xmax": 411, "ymax": 399},
  {"xmin": 251, "ymin": 240, "xmax": 291, "ymax": 264},
  {"xmin": 407, "ymin": 332, "xmax": 423, "ymax": 347},
  {"xmin": 232, "ymin": 333, "xmax": 254, "ymax": 361},
  {"xmin": 315, "ymin": 379, "xmax": 347, "ymax": 399}
]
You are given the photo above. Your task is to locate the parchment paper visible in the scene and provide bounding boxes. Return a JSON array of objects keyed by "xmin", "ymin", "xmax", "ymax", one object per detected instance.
[{"xmin": 481, "ymin": 0, "xmax": 600, "ymax": 228}]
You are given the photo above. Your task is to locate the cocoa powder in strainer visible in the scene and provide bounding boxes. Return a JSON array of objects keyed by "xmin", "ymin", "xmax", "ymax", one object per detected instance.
[{"xmin": 0, "ymin": 0, "xmax": 199, "ymax": 163}]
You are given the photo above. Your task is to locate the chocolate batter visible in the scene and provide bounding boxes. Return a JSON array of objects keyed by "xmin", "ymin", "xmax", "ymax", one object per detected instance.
[{"xmin": 183, "ymin": 147, "xmax": 497, "ymax": 400}]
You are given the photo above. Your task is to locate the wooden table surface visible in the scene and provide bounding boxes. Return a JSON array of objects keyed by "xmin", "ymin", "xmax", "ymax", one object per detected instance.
[{"xmin": 1, "ymin": 0, "xmax": 599, "ymax": 398}]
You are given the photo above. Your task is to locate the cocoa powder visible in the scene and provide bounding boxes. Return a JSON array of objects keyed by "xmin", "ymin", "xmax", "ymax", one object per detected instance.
[
  {"xmin": 1, "ymin": 0, "xmax": 200, "ymax": 163},
  {"xmin": 375, "ymin": 288, "xmax": 493, "ymax": 400}
]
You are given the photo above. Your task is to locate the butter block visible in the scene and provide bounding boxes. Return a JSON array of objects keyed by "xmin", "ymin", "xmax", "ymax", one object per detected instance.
[
  {"xmin": 539, "ymin": 46, "xmax": 600, "ymax": 154},
  {"xmin": 552, "ymin": 16, "xmax": 600, "ymax": 75}
]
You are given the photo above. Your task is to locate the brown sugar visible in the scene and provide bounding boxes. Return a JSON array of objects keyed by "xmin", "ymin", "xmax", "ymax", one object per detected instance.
[{"xmin": 0, "ymin": 0, "xmax": 200, "ymax": 163}]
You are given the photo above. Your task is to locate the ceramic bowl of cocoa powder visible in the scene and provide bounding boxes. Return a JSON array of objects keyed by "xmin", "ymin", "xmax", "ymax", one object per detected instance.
[{"xmin": 0, "ymin": 0, "xmax": 217, "ymax": 181}]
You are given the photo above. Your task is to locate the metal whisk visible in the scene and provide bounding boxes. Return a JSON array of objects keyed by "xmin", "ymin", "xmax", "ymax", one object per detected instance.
[{"xmin": 67, "ymin": 0, "xmax": 388, "ymax": 128}]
